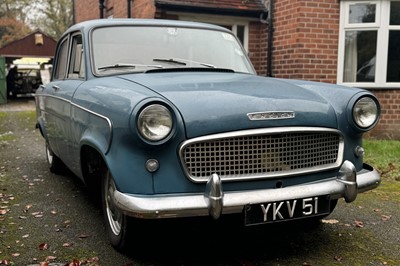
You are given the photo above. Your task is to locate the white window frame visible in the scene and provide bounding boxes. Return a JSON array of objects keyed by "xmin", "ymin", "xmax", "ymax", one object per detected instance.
[
  {"xmin": 337, "ymin": 0, "xmax": 400, "ymax": 88},
  {"xmin": 173, "ymin": 13, "xmax": 250, "ymax": 51}
]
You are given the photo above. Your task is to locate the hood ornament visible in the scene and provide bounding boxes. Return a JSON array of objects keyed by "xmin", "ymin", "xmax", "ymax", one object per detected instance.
[{"xmin": 247, "ymin": 111, "xmax": 295, "ymax": 121}]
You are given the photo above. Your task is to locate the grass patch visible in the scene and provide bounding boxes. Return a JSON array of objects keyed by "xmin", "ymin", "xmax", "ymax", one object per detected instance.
[
  {"xmin": 0, "ymin": 131, "xmax": 16, "ymax": 142},
  {"xmin": 364, "ymin": 139, "xmax": 400, "ymax": 181}
]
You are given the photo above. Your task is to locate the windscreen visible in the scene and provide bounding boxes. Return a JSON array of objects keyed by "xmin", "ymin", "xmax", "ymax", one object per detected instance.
[{"xmin": 91, "ymin": 25, "xmax": 255, "ymax": 75}]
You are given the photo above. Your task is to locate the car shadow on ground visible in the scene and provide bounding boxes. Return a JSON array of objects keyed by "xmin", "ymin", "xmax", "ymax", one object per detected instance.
[
  {"xmin": 57, "ymin": 167, "xmax": 334, "ymax": 265},
  {"xmin": 126, "ymin": 216, "xmax": 332, "ymax": 264}
]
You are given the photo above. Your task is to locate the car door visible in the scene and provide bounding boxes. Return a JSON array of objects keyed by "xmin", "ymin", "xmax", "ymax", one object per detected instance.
[
  {"xmin": 39, "ymin": 33, "xmax": 85, "ymax": 172},
  {"xmin": 37, "ymin": 36, "xmax": 69, "ymax": 158},
  {"xmin": 53, "ymin": 33, "xmax": 85, "ymax": 173}
]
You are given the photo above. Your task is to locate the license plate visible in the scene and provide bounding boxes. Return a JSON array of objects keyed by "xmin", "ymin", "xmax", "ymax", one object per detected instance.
[{"xmin": 244, "ymin": 196, "xmax": 331, "ymax": 226}]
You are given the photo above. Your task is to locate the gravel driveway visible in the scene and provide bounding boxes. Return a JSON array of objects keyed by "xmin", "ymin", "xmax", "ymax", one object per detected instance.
[{"xmin": 1, "ymin": 99, "xmax": 399, "ymax": 266}]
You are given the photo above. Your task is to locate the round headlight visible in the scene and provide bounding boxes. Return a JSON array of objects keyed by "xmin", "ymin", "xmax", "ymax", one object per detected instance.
[
  {"xmin": 137, "ymin": 104, "xmax": 173, "ymax": 141},
  {"xmin": 352, "ymin": 97, "xmax": 379, "ymax": 129}
]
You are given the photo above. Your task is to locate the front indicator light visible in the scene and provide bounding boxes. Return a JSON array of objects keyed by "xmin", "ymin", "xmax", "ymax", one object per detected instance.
[
  {"xmin": 145, "ymin": 159, "xmax": 159, "ymax": 173},
  {"xmin": 353, "ymin": 97, "xmax": 379, "ymax": 129}
]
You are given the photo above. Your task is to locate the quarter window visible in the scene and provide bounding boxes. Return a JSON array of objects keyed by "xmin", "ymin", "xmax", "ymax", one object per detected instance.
[
  {"xmin": 338, "ymin": 0, "xmax": 400, "ymax": 88},
  {"xmin": 54, "ymin": 38, "xmax": 68, "ymax": 80},
  {"xmin": 68, "ymin": 34, "xmax": 85, "ymax": 79}
]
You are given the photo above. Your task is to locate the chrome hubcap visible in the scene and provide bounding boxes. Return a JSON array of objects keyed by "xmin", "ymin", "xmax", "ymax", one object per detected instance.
[
  {"xmin": 105, "ymin": 173, "xmax": 122, "ymax": 236},
  {"xmin": 46, "ymin": 145, "xmax": 53, "ymax": 165}
]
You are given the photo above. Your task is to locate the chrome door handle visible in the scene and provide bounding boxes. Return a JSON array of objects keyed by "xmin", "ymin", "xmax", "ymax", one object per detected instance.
[{"xmin": 52, "ymin": 85, "xmax": 60, "ymax": 91}]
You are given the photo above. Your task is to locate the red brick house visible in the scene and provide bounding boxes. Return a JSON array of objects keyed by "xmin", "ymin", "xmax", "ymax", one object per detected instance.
[{"xmin": 73, "ymin": 0, "xmax": 400, "ymax": 139}]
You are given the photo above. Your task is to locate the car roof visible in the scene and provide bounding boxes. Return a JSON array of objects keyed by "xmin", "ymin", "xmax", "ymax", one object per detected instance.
[{"xmin": 64, "ymin": 18, "xmax": 231, "ymax": 36}]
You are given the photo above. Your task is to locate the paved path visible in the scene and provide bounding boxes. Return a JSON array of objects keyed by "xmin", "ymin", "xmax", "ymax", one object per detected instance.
[{"xmin": 0, "ymin": 98, "xmax": 36, "ymax": 112}]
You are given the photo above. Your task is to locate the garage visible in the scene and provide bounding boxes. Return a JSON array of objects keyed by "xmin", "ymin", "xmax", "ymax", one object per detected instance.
[{"xmin": 0, "ymin": 30, "xmax": 56, "ymax": 103}]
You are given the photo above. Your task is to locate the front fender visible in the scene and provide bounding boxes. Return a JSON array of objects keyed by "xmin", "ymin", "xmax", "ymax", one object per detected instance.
[{"xmin": 72, "ymin": 103, "xmax": 113, "ymax": 155}]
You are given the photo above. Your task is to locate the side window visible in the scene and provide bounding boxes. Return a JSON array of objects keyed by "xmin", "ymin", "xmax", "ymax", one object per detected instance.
[
  {"xmin": 68, "ymin": 34, "xmax": 85, "ymax": 79},
  {"xmin": 53, "ymin": 38, "xmax": 68, "ymax": 80}
]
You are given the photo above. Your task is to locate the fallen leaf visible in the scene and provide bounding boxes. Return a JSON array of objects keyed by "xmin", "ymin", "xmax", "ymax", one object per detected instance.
[
  {"xmin": 381, "ymin": 215, "xmax": 392, "ymax": 221},
  {"xmin": 354, "ymin": 220, "xmax": 364, "ymax": 228},
  {"xmin": 45, "ymin": 256, "xmax": 57, "ymax": 261},
  {"xmin": 373, "ymin": 208, "xmax": 381, "ymax": 212},
  {"xmin": 67, "ymin": 258, "xmax": 81, "ymax": 266},
  {"xmin": 87, "ymin": 257, "xmax": 99, "ymax": 263},
  {"xmin": 11, "ymin": 253, "xmax": 20, "ymax": 257},
  {"xmin": 0, "ymin": 209, "xmax": 7, "ymax": 215},
  {"xmin": 39, "ymin": 243, "xmax": 49, "ymax": 250},
  {"xmin": 78, "ymin": 234, "xmax": 90, "ymax": 239},
  {"xmin": 334, "ymin": 255, "xmax": 343, "ymax": 262},
  {"xmin": 321, "ymin": 219, "xmax": 339, "ymax": 224},
  {"xmin": 39, "ymin": 262, "xmax": 49, "ymax": 266},
  {"xmin": 22, "ymin": 234, "xmax": 29, "ymax": 238},
  {"xmin": 63, "ymin": 242, "xmax": 74, "ymax": 247}
]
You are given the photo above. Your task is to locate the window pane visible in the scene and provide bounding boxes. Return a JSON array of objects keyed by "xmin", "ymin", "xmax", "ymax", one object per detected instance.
[
  {"xmin": 387, "ymin": 31, "xmax": 400, "ymax": 82},
  {"xmin": 349, "ymin": 3, "xmax": 376, "ymax": 23},
  {"xmin": 54, "ymin": 39, "xmax": 68, "ymax": 80},
  {"xmin": 343, "ymin": 31, "xmax": 377, "ymax": 82},
  {"xmin": 390, "ymin": 2, "xmax": 400, "ymax": 25},
  {"xmin": 236, "ymin": 25, "xmax": 245, "ymax": 46},
  {"xmin": 92, "ymin": 26, "xmax": 255, "ymax": 74}
]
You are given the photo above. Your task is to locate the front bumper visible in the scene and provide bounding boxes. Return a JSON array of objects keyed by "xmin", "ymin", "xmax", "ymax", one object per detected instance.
[{"xmin": 114, "ymin": 161, "xmax": 380, "ymax": 219}]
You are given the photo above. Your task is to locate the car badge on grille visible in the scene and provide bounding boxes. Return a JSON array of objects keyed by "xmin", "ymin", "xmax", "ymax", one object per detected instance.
[{"xmin": 247, "ymin": 111, "xmax": 295, "ymax": 121}]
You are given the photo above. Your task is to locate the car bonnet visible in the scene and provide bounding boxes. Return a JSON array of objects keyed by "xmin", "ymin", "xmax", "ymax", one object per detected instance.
[{"xmin": 122, "ymin": 72, "xmax": 338, "ymax": 139}]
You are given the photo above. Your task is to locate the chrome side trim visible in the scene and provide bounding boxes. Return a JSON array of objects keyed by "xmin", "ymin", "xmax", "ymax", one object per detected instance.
[
  {"xmin": 34, "ymin": 94, "xmax": 113, "ymax": 153},
  {"xmin": 114, "ymin": 163, "xmax": 380, "ymax": 219}
]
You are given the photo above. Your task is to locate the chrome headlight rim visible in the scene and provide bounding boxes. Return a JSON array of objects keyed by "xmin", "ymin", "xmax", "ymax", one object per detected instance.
[
  {"xmin": 137, "ymin": 103, "xmax": 174, "ymax": 143},
  {"xmin": 352, "ymin": 96, "xmax": 380, "ymax": 130}
]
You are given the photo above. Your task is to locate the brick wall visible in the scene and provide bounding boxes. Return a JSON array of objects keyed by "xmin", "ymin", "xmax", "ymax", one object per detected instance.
[
  {"xmin": 272, "ymin": 0, "xmax": 339, "ymax": 83},
  {"xmin": 248, "ymin": 22, "xmax": 268, "ymax": 76},
  {"xmin": 369, "ymin": 90, "xmax": 400, "ymax": 139},
  {"xmin": 133, "ymin": 0, "xmax": 156, "ymax": 18},
  {"xmin": 74, "ymin": 0, "xmax": 100, "ymax": 22}
]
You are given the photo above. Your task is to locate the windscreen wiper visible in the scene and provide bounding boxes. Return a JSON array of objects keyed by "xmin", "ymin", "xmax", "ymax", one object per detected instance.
[
  {"xmin": 153, "ymin": 58, "xmax": 215, "ymax": 68},
  {"xmin": 153, "ymin": 58, "xmax": 187, "ymax": 66},
  {"xmin": 98, "ymin": 63, "xmax": 163, "ymax": 71}
]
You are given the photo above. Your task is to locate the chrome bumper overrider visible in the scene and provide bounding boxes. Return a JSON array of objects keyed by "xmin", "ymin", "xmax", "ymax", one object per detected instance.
[{"xmin": 114, "ymin": 161, "xmax": 380, "ymax": 220}]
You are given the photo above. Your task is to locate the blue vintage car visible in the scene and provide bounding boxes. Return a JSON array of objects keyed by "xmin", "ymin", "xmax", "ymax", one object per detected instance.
[{"xmin": 35, "ymin": 19, "xmax": 381, "ymax": 249}]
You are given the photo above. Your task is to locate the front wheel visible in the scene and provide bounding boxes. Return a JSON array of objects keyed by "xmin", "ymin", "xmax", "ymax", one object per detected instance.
[
  {"xmin": 45, "ymin": 143, "xmax": 64, "ymax": 174},
  {"xmin": 102, "ymin": 170, "xmax": 131, "ymax": 250}
]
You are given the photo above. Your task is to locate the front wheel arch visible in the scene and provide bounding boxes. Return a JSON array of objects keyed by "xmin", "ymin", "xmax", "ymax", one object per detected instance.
[
  {"xmin": 80, "ymin": 145, "xmax": 133, "ymax": 250},
  {"xmin": 80, "ymin": 145, "xmax": 106, "ymax": 201}
]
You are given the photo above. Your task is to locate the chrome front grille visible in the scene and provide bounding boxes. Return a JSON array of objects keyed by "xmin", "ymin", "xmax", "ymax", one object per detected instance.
[{"xmin": 179, "ymin": 128, "xmax": 344, "ymax": 182}]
